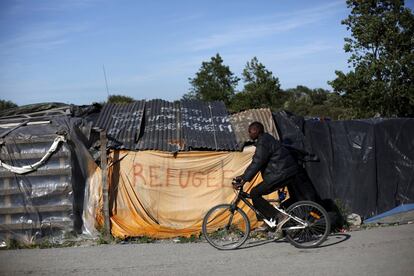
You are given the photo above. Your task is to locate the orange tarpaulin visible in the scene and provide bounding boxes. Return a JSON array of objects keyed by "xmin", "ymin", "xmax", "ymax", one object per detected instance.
[{"xmin": 108, "ymin": 149, "xmax": 272, "ymax": 238}]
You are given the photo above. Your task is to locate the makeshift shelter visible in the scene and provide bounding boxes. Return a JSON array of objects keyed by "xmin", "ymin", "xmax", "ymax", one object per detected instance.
[
  {"xmin": 2, "ymin": 99, "xmax": 412, "ymax": 244},
  {"xmin": 0, "ymin": 100, "xmax": 280, "ymax": 243},
  {"xmin": 93, "ymin": 100, "xmax": 279, "ymax": 238}
]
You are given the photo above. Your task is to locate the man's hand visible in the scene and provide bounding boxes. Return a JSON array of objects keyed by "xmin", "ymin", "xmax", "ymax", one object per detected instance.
[{"xmin": 232, "ymin": 176, "xmax": 245, "ymax": 189}]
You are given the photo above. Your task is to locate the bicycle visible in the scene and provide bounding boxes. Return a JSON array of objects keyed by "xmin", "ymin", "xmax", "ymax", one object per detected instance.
[{"xmin": 202, "ymin": 178, "xmax": 331, "ymax": 250}]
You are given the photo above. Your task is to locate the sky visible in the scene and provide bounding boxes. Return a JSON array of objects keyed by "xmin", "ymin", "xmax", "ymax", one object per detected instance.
[{"xmin": 1, "ymin": 0, "xmax": 410, "ymax": 106}]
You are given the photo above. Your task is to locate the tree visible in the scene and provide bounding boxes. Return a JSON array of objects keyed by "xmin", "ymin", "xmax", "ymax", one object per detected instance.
[
  {"xmin": 230, "ymin": 57, "xmax": 282, "ymax": 112},
  {"xmin": 282, "ymin": 86, "xmax": 314, "ymax": 116},
  {"xmin": 107, "ymin": 94, "xmax": 135, "ymax": 104},
  {"xmin": 0, "ymin": 100, "xmax": 18, "ymax": 112},
  {"xmin": 282, "ymin": 86, "xmax": 352, "ymax": 120},
  {"xmin": 329, "ymin": 0, "xmax": 414, "ymax": 118},
  {"xmin": 309, "ymin": 88, "xmax": 328, "ymax": 106},
  {"xmin": 184, "ymin": 53, "xmax": 239, "ymax": 105}
]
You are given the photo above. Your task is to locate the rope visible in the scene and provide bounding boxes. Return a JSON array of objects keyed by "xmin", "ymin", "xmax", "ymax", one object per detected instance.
[{"xmin": 0, "ymin": 135, "xmax": 66, "ymax": 174}]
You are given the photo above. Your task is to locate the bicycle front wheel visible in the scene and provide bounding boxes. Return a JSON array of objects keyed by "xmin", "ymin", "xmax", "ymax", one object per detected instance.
[
  {"xmin": 284, "ymin": 201, "xmax": 330, "ymax": 248},
  {"xmin": 202, "ymin": 204, "xmax": 250, "ymax": 250}
]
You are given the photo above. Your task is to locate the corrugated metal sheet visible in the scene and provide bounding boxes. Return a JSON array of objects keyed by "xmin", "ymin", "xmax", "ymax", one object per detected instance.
[
  {"xmin": 94, "ymin": 101, "xmax": 145, "ymax": 149},
  {"xmin": 229, "ymin": 108, "xmax": 279, "ymax": 146},
  {"xmin": 181, "ymin": 100, "xmax": 238, "ymax": 151},
  {"xmin": 136, "ymin": 99, "xmax": 182, "ymax": 152},
  {"xmin": 94, "ymin": 100, "xmax": 271, "ymax": 152}
]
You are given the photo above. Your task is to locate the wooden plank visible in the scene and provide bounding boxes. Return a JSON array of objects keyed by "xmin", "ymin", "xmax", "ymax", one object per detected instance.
[
  {"xmin": 101, "ymin": 130, "xmax": 111, "ymax": 235},
  {"xmin": 4, "ymin": 179, "xmax": 11, "ymax": 226},
  {"xmin": 0, "ymin": 204, "xmax": 72, "ymax": 215},
  {"xmin": 0, "ymin": 151, "xmax": 70, "ymax": 161},
  {"xmin": 0, "ymin": 185, "xmax": 70, "ymax": 196},
  {"xmin": 0, "ymin": 221, "xmax": 72, "ymax": 231},
  {"xmin": 1, "ymin": 135, "xmax": 61, "ymax": 145},
  {"xmin": 0, "ymin": 107, "xmax": 69, "ymax": 122},
  {"xmin": 0, "ymin": 168, "xmax": 71, "ymax": 178}
]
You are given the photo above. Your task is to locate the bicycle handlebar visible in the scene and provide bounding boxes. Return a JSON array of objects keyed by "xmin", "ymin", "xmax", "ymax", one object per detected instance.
[{"xmin": 232, "ymin": 178, "xmax": 244, "ymax": 191}]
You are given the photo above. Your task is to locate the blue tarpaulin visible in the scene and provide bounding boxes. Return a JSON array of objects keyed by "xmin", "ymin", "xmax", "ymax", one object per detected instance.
[{"xmin": 364, "ymin": 204, "xmax": 414, "ymax": 223}]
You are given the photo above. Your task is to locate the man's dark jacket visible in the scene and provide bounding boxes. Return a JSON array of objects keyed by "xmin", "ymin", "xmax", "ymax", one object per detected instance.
[{"xmin": 242, "ymin": 133, "xmax": 298, "ymax": 184}]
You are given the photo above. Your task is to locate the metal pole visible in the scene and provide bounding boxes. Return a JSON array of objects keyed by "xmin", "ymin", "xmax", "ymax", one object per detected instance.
[{"xmin": 103, "ymin": 65, "xmax": 110, "ymax": 97}]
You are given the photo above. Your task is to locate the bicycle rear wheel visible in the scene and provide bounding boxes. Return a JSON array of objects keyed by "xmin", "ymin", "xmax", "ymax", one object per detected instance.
[
  {"xmin": 284, "ymin": 201, "xmax": 330, "ymax": 248},
  {"xmin": 202, "ymin": 204, "xmax": 250, "ymax": 250}
]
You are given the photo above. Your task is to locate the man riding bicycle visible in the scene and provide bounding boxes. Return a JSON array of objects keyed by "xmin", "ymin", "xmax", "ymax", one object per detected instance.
[{"xmin": 235, "ymin": 121, "xmax": 299, "ymax": 230}]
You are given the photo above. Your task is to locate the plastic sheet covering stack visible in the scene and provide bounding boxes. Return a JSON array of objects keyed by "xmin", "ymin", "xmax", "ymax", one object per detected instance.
[
  {"xmin": 229, "ymin": 108, "xmax": 279, "ymax": 147},
  {"xmin": 0, "ymin": 131, "xmax": 74, "ymax": 246}
]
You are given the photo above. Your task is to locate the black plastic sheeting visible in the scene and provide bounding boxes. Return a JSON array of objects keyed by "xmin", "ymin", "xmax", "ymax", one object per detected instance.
[
  {"xmin": 274, "ymin": 111, "xmax": 414, "ymax": 219},
  {"xmin": 304, "ymin": 120, "xmax": 378, "ymax": 218},
  {"xmin": 374, "ymin": 119, "xmax": 414, "ymax": 214},
  {"xmin": 273, "ymin": 110, "xmax": 305, "ymax": 149}
]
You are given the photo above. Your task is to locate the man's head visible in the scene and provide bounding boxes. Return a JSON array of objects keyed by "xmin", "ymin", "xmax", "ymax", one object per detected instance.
[{"xmin": 248, "ymin": 121, "xmax": 264, "ymax": 140}]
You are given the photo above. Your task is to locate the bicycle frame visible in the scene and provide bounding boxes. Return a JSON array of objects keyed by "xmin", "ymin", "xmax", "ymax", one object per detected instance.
[{"xmin": 231, "ymin": 187, "xmax": 309, "ymax": 231}]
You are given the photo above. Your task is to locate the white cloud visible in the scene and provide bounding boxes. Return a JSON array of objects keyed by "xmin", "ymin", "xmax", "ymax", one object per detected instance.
[
  {"xmin": 1, "ymin": 0, "xmax": 98, "ymax": 17},
  {"xmin": 211, "ymin": 41, "xmax": 335, "ymax": 69},
  {"xmin": 186, "ymin": 1, "xmax": 344, "ymax": 51},
  {"xmin": 120, "ymin": 58, "xmax": 200, "ymax": 85},
  {"xmin": 29, "ymin": 0, "xmax": 98, "ymax": 12},
  {"xmin": 0, "ymin": 23, "xmax": 88, "ymax": 55},
  {"xmin": 264, "ymin": 42, "xmax": 336, "ymax": 62},
  {"xmin": 168, "ymin": 13, "xmax": 203, "ymax": 24}
]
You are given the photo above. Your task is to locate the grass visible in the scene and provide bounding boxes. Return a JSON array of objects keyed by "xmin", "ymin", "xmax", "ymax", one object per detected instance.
[
  {"xmin": 0, "ymin": 238, "xmax": 80, "ymax": 250},
  {"xmin": 176, "ymin": 234, "xmax": 201, "ymax": 243},
  {"xmin": 333, "ymin": 198, "xmax": 351, "ymax": 231},
  {"xmin": 121, "ymin": 236, "xmax": 155, "ymax": 244},
  {"xmin": 96, "ymin": 227, "xmax": 116, "ymax": 245}
]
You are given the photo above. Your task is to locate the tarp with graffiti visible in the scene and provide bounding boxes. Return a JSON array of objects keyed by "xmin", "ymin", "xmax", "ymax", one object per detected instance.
[{"xmin": 106, "ymin": 149, "xmax": 269, "ymax": 238}]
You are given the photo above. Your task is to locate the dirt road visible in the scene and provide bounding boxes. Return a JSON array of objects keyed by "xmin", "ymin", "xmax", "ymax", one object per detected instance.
[{"xmin": 1, "ymin": 223, "xmax": 413, "ymax": 275}]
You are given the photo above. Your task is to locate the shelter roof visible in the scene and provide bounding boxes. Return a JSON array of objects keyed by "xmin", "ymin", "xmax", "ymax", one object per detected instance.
[
  {"xmin": 95, "ymin": 101, "xmax": 145, "ymax": 150},
  {"xmin": 96, "ymin": 99, "xmax": 239, "ymax": 151},
  {"xmin": 0, "ymin": 100, "xmax": 280, "ymax": 152}
]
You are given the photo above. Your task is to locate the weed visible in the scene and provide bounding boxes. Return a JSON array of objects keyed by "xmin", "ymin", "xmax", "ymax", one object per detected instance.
[
  {"xmin": 333, "ymin": 198, "xmax": 351, "ymax": 230},
  {"xmin": 130, "ymin": 236, "xmax": 155, "ymax": 243},
  {"xmin": 97, "ymin": 227, "xmax": 113, "ymax": 245},
  {"xmin": 2, "ymin": 239, "xmax": 20, "ymax": 250},
  {"xmin": 177, "ymin": 234, "xmax": 201, "ymax": 243},
  {"xmin": 334, "ymin": 198, "xmax": 351, "ymax": 217},
  {"xmin": 112, "ymin": 236, "xmax": 155, "ymax": 244}
]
